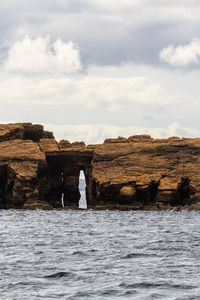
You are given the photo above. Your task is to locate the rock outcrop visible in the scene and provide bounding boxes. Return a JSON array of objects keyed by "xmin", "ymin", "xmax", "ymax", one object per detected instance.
[{"xmin": 1, "ymin": 123, "xmax": 200, "ymax": 210}]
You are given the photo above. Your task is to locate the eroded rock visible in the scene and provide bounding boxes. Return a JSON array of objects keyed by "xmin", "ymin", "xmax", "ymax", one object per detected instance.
[
  {"xmin": 23, "ymin": 199, "xmax": 53, "ymax": 210},
  {"xmin": 0, "ymin": 123, "xmax": 200, "ymax": 210}
]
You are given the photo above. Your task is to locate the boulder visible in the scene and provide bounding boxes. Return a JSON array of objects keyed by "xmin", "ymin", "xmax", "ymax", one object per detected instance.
[{"xmin": 120, "ymin": 186, "xmax": 136, "ymax": 196}]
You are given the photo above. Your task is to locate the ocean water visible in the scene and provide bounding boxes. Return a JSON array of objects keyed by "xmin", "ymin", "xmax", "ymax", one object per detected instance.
[{"xmin": 0, "ymin": 210, "xmax": 200, "ymax": 300}]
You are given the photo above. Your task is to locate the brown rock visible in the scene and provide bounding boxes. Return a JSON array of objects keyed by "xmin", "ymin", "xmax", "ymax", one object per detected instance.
[
  {"xmin": 0, "ymin": 140, "xmax": 45, "ymax": 162},
  {"xmin": 167, "ymin": 136, "xmax": 181, "ymax": 142},
  {"xmin": 1, "ymin": 124, "xmax": 200, "ymax": 211},
  {"xmin": 128, "ymin": 134, "xmax": 153, "ymax": 143},
  {"xmin": 0, "ymin": 136, "xmax": 47, "ymax": 208},
  {"xmin": 59, "ymin": 140, "xmax": 71, "ymax": 150},
  {"xmin": 0, "ymin": 123, "xmax": 54, "ymax": 143},
  {"xmin": 42, "ymin": 131, "xmax": 54, "ymax": 139},
  {"xmin": 120, "ymin": 186, "xmax": 136, "ymax": 196},
  {"xmin": 71, "ymin": 141, "xmax": 86, "ymax": 146},
  {"xmin": 39, "ymin": 139, "xmax": 59, "ymax": 152},
  {"xmin": 0, "ymin": 124, "xmax": 24, "ymax": 141},
  {"xmin": 188, "ymin": 203, "xmax": 200, "ymax": 211},
  {"xmin": 23, "ymin": 199, "xmax": 53, "ymax": 210},
  {"xmin": 6, "ymin": 161, "xmax": 41, "ymax": 208},
  {"xmin": 104, "ymin": 137, "xmax": 128, "ymax": 143},
  {"xmin": 90, "ymin": 137, "xmax": 200, "ymax": 209}
]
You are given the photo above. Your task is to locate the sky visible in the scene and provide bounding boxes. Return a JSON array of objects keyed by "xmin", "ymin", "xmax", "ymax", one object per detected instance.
[{"xmin": 1, "ymin": 0, "xmax": 200, "ymax": 143}]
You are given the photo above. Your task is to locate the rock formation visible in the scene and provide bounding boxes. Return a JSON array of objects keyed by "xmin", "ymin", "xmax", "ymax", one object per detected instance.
[{"xmin": 1, "ymin": 123, "xmax": 200, "ymax": 210}]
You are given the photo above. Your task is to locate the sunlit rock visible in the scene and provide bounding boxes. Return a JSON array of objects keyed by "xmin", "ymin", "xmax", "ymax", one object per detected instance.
[{"xmin": 0, "ymin": 122, "xmax": 200, "ymax": 210}]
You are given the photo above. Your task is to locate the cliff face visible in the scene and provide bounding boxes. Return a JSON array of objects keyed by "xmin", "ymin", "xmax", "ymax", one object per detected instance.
[
  {"xmin": 0, "ymin": 124, "xmax": 52, "ymax": 209},
  {"xmin": 0, "ymin": 123, "xmax": 200, "ymax": 210},
  {"xmin": 91, "ymin": 137, "xmax": 199, "ymax": 210}
]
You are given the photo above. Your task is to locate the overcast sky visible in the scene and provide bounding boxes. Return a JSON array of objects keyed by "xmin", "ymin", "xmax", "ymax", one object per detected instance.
[{"xmin": 1, "ymin": 0, "xmax": 200, "ymax": 143}]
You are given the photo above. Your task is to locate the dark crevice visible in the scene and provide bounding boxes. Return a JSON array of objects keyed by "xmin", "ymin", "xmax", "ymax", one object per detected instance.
[
  {"xmin": 149, "ymin": 180, "xmax": 160, "ymax": 203},
  {"xmin": 45, "ymin": 152, "xmax": 93, "ymax": 208},
  {"xmin": 136, "ymin": 188, "xmax": 147, "ymax": 205},
  {"xmin": 171, "ymin": 177, "xmax": 194, "ymax": 206},
  {"xmin": 135, "ymin": 180, "xmax": 160, "ymax": 205},
  {"xmin": 0, "ymin": 165, "xmax": 8, "ymax": 208}
]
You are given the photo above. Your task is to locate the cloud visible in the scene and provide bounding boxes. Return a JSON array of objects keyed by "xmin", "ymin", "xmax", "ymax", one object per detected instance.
[
  {"xmin": 159, "ymin": 38, "xmax": 200, "ymax": 67},
  {"xmin": 3, "ymin": 36, "xmax": 82, "ymax": 74},
  {"xmin": 0, "ymin": 2, "xmax": 200, "ymax": 146},
  {"xmin": 1, "ymin": 1, "xmax": 200, "ymax": 68},
  {"xmin": 85, "ymin": 0, "xmax": 141, "ymax": 12},
  {"xmin": 43, "ymin": 122, "xmax": 200, "ymax": 144},
  {"xmin": 2, "ymin": 1, "xmax": 200, "ymax": 68},
  {"xmin": 0, "ymin": 74, "xmax": 170, "ymax": 110},
  {"xmin": 0, "ymin": 41, "xmax": 176, "ymax": 126}
]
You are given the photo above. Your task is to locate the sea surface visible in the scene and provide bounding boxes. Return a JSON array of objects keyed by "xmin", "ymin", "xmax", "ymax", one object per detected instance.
[{"xmin": 1, "ymin": 210, "xmax": 200, "ymax": 300}]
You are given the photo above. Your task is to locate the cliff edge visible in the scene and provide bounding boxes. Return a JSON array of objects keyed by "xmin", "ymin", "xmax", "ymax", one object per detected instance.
[{"xmin": 0, "ymin": 123, "xmax": 200, "ymax": 211}]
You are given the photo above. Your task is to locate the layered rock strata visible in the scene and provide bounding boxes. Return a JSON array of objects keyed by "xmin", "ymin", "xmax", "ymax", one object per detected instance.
[{"xmin": 1, "ymin": 123, "xmax": 200, "ymax": 210}]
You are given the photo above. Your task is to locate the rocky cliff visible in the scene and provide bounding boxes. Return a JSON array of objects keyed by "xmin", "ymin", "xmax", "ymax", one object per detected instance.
[{"xmin": 1, "ymin": 123, "xmax": 200, "ymax": 211}]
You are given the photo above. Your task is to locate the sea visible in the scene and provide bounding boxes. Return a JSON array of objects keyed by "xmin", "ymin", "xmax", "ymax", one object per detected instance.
[
  {"xmin": 1, "ymin": 210, "xmax": 200, "ymax": 300},
  {"xmin": 1, "ymin": 179, "xmax": 200, "ymax": 299}
]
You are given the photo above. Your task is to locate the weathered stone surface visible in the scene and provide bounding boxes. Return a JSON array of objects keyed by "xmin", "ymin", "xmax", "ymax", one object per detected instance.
[
  {"xmin": 71, "ymin": 141, "xmax": 86, "ymax": 147},
  {"xmin": 39, "ymin": 139, "xmax": 59, "ymax": 152},
  {"xmin": 23, "ymin": 199, "xmax": 53, "ymax": 210},
  {"xmin": 1, "ymin": 122, "xmax": 200, "ymax": 210},
  {"xmin": 7, "ymin": 161, "xmax": 40, "ymax": 208},
  {"xmin": 104, "ymin": 137, "xmax": 128, "ymax": 143},
  {"xmin": 0, "ymin": 124, "xmax": 24, "ymax": 141},
  {"xmin": 59, "ymin": 140, "xmax": 86, "ymax": 151},
  {"xmin": 0, "ymin": 140, "xmax": 45, "ymax": 162},
  {"xmin": 128, "ymin": 134, "xmax": 153, "ymax": 143},
  {"xmin": 0, "ymin": 123, "xmax": 54, "ymax": 142},
  {"xmin": 90, "ymin": 139, "xmax": 200, "ymax": 209},
  {"xmin": 120, "ymin": 186, "xmax": 136, "ymax": 197},
  {"xmin": 0, "ymin": 132, "xmax": 47, "ymax": 209},
  {"xmin": 45, "ymin": 149, "xmax": 93, "ymax": 208},
  {"xmin": 59, "ymin": 140, "xmax": 71, "ymax": 150}
]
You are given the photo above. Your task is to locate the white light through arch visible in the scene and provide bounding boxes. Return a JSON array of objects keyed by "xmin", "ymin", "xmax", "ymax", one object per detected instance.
[{"xmin": 78, "ymin": 170, "xmax": 87, "ymax": 209}]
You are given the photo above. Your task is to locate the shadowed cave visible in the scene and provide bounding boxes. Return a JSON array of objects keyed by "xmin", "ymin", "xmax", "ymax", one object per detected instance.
[
  {"xmin": 45, "ymin": 151, "xmax": 93, "ymax": 208},
  {"xmin": 0, "ymin": 165, "xmax": 8, "ymax": 208},
  {"xmin": 0, "ymin": 149, "xmax": 195, "ymax": 209}
]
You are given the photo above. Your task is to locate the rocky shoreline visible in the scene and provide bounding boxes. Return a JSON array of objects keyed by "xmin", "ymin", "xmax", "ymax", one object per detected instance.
[{"xmin": 1, "ymin": 123, "xmax": 200, "ymax": 211}]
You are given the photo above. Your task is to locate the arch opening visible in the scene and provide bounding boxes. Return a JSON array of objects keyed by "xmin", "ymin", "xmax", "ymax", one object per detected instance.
[
  {"xmin": 45, "ymin": 152, "xmax": 93, "ymax": 208},
  {"xmin": 78, "ymin": 170, "xmax": 87, "ymax": 209}
]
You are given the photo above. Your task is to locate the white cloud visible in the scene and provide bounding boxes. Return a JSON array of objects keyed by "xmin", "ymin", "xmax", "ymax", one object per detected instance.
[
  {"xmin": 159, "ymin": 38, "xmax": 200, "ymax": 66},
  {"xmin": 0, "ymin": 74, "xmax": 171, "ymax": 110},
  {"xmin": 1, "ymin": 37, "xmax": 172, "ymax": 110},
  {"xmin": 0, "ymin": 37, "xmax": 198, "ymax": 135},
  {"xmin": 44, "ymin": 122, "xmax": 200, "ymax": 144},
  {"xmin": 86, "ymin": 0, "xmax": 141, "ymax": 12},
  {"xmin": 3, "ymin": 36, "xmax": 82, "ymax": 75},
  {"xmin": 1, "ymin": 1, "xmax": 200, "ymax": 69}
]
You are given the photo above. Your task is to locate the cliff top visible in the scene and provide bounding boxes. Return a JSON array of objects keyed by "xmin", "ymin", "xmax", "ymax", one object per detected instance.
[{"xmin": 1, "ymin": 122, "xmax": 200, "ymax": 147}]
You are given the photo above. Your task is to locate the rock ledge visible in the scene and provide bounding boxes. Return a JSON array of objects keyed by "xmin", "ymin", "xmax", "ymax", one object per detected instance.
[{"xmin": 0, "ymin": 123, "xmax": 200, "ymax": 210}]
